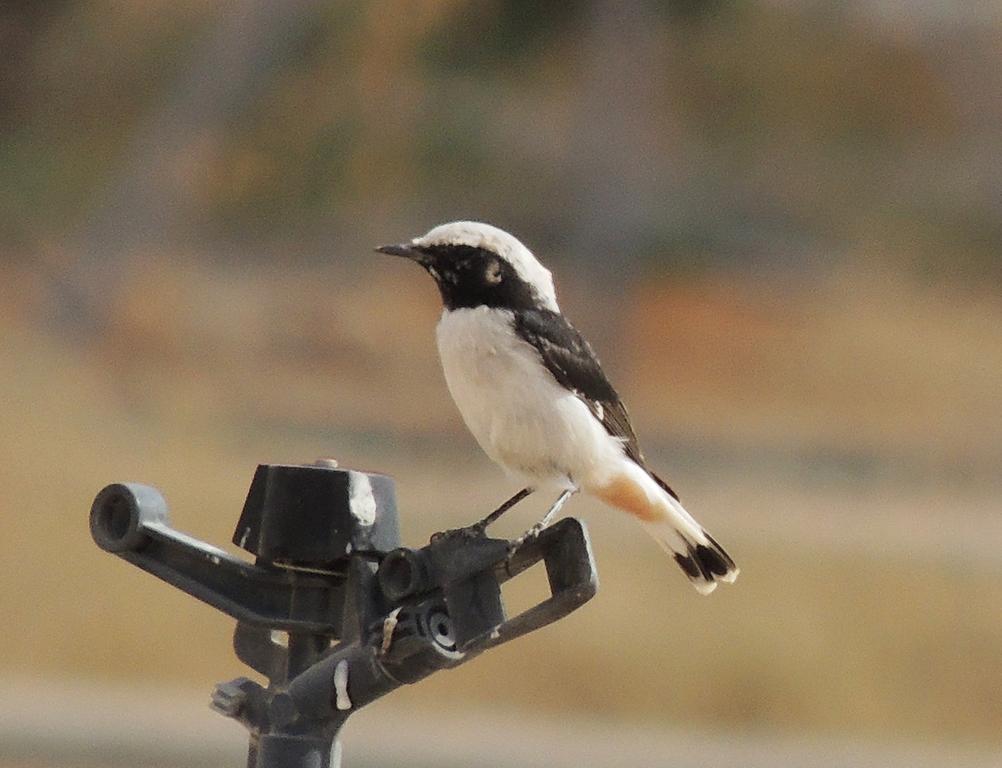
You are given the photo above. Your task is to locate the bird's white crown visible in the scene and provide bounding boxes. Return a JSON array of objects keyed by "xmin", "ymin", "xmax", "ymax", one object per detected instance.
[{"xmin": 413, "ymin": 221, "xmax": 559, "ymax": 311}]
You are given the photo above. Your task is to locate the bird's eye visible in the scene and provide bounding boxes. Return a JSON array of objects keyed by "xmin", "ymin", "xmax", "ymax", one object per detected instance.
[{"xmin": 485, "ymin": 259, "xmax": 503, "ymax": 285}]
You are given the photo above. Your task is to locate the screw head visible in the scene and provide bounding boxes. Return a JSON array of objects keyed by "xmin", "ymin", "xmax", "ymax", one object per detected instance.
[
  {"xmin": 269, "ymin": 692, "xmax": 298, "ymax": 726},
  {"xmin": 210, "ymin": 680, "xmax": 249, "ymax": 718}
]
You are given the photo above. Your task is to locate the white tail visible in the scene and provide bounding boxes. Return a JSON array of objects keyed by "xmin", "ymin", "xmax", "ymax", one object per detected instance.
[
  {"xmin": 591, "ymin": 460, "xmax": 738, "ymax": 594},
  {"xmin": 642, "ymin": 516, "xmax": 738, "ymax": 595}
]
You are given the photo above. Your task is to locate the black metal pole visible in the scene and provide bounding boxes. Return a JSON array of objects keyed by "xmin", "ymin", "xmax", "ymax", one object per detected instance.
[{"xmin": 90, "ymin": 461, "xmax": 599, "ymax": 768}]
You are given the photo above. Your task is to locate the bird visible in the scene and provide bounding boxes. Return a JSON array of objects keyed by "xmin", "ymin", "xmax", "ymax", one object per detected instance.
[{"xmin": 377, "ymin": 221, "xmax": 738, "ymax": 594}]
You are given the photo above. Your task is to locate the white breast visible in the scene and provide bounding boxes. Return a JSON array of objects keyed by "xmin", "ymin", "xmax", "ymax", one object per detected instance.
[{"xmin": 435, "ymin": 307, "xmax": 625, "ymax": 488}]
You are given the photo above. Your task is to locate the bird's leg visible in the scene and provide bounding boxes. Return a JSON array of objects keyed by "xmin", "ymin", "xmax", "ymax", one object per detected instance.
[
  {"xmin": 509, "ymin": 488, "xmax": 577, "ymax": 553},
  {"xmin": 432, "ymin": 488, "xmax": 535, "ymax": 542},
  {"xmin": 467, "ymin": 487, "xmax": 534, "ymax": 535}
]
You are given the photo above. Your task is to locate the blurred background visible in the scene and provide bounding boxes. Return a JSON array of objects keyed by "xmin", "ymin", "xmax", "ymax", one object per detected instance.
[{"xmin": 2, "ymin": 1, "xmax": 1001, "ymax": 766}]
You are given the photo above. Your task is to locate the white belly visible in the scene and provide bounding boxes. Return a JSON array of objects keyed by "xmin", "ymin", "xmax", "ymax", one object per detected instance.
[{"xmin": 435, "ymin": 307, "xmax": 624, "ymax": 488}]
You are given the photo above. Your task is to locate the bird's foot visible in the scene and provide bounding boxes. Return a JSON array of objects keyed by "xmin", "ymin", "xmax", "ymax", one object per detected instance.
[
  {"xmin": 504, "ymin": 488, "xmax": 577, "ymax": 563},
  {"xmin": 430, "ymin": 522, "xmax": 488, "ymax": 544},
  {"xmin": 431, "ymin": 488, "xmax": 536, "ymax": 544},
  {"xmin": 505, "ymin": 521, "xmax": 546, "ymax": 561}
]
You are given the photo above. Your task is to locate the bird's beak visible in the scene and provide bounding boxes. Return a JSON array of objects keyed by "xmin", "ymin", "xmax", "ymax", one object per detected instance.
[{"xmin": 375, "ymin": 243, "xmax": 422, "ymax": 260}]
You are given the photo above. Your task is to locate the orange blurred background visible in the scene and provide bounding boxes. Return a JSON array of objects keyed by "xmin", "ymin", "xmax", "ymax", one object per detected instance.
[{"xmin": 2, "ymin": 2, "xmax": 1001, "ymax": 766}]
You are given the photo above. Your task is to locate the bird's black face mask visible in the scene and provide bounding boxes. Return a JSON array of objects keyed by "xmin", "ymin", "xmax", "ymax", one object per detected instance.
[{"xmin": 376, "ymin": 243, "xmax": 537, "ymax": 312}]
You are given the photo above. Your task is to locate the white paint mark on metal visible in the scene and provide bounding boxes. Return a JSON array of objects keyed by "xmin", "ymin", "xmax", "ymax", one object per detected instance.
[
  {"xmin": 380, "ymin": 607, "xmax": 402, "ymax": 656},
  {"xmin": 348, "ymin": 472, "xmax": 376, "ymax": 526},
  {"xmin": 333, "ymin": 660, "xmax": 352, "ymax": 711}
]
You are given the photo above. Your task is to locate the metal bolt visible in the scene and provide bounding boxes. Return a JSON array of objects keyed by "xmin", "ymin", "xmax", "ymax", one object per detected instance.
[
  {"xmin": 211, "ymin": 679, "xmax": 249, "ymax": 718},
  {"xmin": 313, "ymin": 458, "xmax": 339, "ymax": 469},
  {"xmin": 269, "ymin": 692, "xmax": 299, "ymax": 726}
]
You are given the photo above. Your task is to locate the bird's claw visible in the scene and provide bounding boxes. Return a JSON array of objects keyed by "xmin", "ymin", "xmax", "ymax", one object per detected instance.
[
  {"xmin": 430, "ymin": 522, "xmax": 487, "ymax": 544},
  {"xmin": 505, "ymin": 522, "xmax": 545, "ymax": 563}
]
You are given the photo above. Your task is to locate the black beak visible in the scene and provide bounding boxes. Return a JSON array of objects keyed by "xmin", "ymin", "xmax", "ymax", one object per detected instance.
[{"xmin": 375, "ymin": 243, "xmax": 422, "ymax": 260}]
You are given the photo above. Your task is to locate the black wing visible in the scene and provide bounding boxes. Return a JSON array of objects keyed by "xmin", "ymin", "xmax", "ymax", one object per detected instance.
[{"xmin": 513, "ymin": 308, "xmax": 645, "ymax": 466}]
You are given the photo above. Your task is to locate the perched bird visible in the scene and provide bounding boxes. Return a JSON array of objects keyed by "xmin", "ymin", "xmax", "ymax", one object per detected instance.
[{"xmin": 377, "ymin": 221, "xmax": 737, "ymax": 594}]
